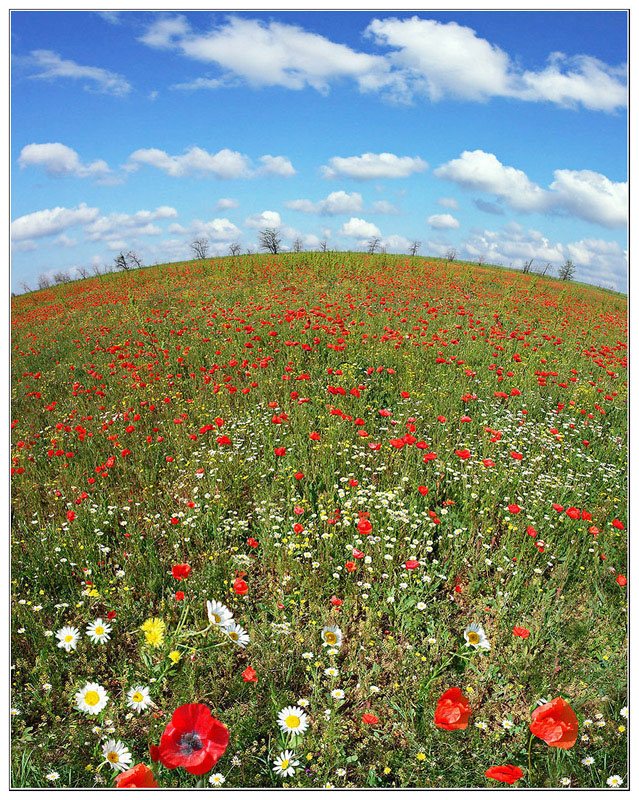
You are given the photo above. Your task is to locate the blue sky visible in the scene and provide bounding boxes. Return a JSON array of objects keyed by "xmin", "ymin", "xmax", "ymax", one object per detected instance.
[{"xmin": 10, "ymin": 9, "xmax": 628, "ymax": 290}]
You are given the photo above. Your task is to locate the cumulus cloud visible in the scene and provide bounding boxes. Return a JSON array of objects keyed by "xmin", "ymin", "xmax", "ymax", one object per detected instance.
[
  {"xmin": 428, "ymin": 213, "xmax": 460, "ymax": 230},
  {"xmin": 25, "ymin": 49, "xmax": 131, "ymax": 96},
  {"xmin": 215, "ymin": 198, "xmax": 239, "ymax": 210},
  {"xmin": 286, "ymin": 191, "xmax": 363, "ymax": 215},
  {"xmin": 339, "ymin": 217, "xmax": 381, "ymax": 238},
  {"xmin": 245, "ymin": 210, "xmax": 282, "ymax": 229},
  {"xmin": 126, "ymin": 146, "xmax": 294, "ymax": 180},
  {"xmin": 371, "ymin": 200, "xmax": 400, "ymax": 214},
  {"xmin": 258, "ymin": 155, "xmax": 296, "ymax": 177},
  {"xmin": 84, "ymin": 206, "xmax": 178, "ymax": 243},
  {"xmin": 18, "ymin": 142, "xmax": 112, "ymax": 180},
  {"xmin": 436, "ymin": 149, "xmax": 627, "ymax": 228},
  {"xmin": 177, "ymin": 217, "xmax": 242, "ymax": 241},
  {"xmin": 11, "ymin": 203, "xmax": 99, "ymax": 241},
  {"xmin": 322, "ymin": 152, "xmax": 427, "ymax": 180}
]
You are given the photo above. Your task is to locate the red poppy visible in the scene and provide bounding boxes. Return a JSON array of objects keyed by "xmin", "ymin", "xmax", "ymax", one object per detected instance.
[
  {"xmin": 405, "ymin": 559, "xmax": 419, "ymax": 570},
  {"xmin": 482, "ymin": 458, "xmax": 495, "ymax": 468},
  {"xmin": 242, "ymin": 666, "xmax": 258, "ymax": 683},
  {"xmin": 66, "ymin": 510, "xmax": 76, "ymax": 522},
  {"xmin": 612, "ymin": 518, "xmax": 625, "ymax": 530},
  {"xmin": 115, "ymin": 763, "xmax": 159, "ymax": 788},
  {"xmin": 246, "ymin": 537, "xmax": 259, "ymax": 548},
  {"xmin": 274, "ymin": 447, "xmax": 286, "ymax": 457},
  {"xmin": 175, "ymin": 591, "xmax": 185, "ymax": 602},
  {"xmin": 507, "ymin": 504, "xmax": 521, "ymax": 514},
  {"xmin": 361, "ymin": 712, "xmax": 379, "ymax": 725},
  {"xmin": 156, "ymin": 703, "xmax": 229, "ymax": 775},
  {"xmin": 330, "ymin": 596, "xmax": 343, "ymax": 607},
  {"xmin": 345, "ymin": 561, "xmax": 356, "ymax": 573},
  {"xmin": 565, "ymin": 507, "xmax": 580, "ymax": 520},
  {"xmin": 418, "ymin": 485, "xmax": 429, "ymax": 495},
  {"xmin": 357, "ymin": 519, "xmax": 373, "ymax": 535},
  {"xmin": 485, "ymin": 765, "xmax": 523, "ymax": 785},
  {"xmin": 455, "ymin": 449, "xmax": 471, "ymax": 460},
  {"xmin": 616, "ymin": 574, "xmax": 627, "ymax": 587},
  {"xmin": 513, "ymin": 626, "xmax": 530, "ymax": 639},
  {"xmin": 434, "ymin": 688, "xmax": 471, "ymax": 730},
  {"xmin": 233, "ymin": 578, "xmax": 248, "ymax": 595},
  {"xmin": 172, "ymin": 564, "xmax": 191, "ymax": 581},
  {"xmin": 530, "ymin": 697, "xmax": 578, "ymax": 749}
]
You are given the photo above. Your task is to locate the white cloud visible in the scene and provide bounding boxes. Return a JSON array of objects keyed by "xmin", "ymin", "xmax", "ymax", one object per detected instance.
[
  {"xmin": 18, "ymin": 142, "xmax": 112, "ymax": 180},
  {"xmin": 339, "ymin": 217, "xmax": 381, "ymax": 238},
  {"xmin": 436, "ymin": 149, "xmax": 627, "ymax": 228},
  {"xmin": 54, "ymin": 234, "xmax": 77, "ymax": 248},
  {"xmin": 186, "ymin": 218, "xmax": 242, "ymax": 241},
  {"xmin": 286, "ymin": 191, "xmax": 363, "ymax": 215},
  {"xmin": 245, "ymin": 210, "xmax": 281, "ymax": 229},
  {"xmin": 322, "ymin": 152, "xmax": 427, "ymax": 180},
  {"xmin": 549, "ymin": 169, "xmax": 627, "ymax": 228},
  {"xmin": 96, "ymin": 11, "xmax": 122, "ymax": 25},
  {"xmin": 428, "ymin": 213, "xmax": 460, "ymax": 230},
  {"xmin": 140, "ymin": 14, "xmax": 392, "ymax": 95},
  {"xmin": 127, "ymin": 146, "xmax": 252, "ymax": 179},
  {"xmin": 380, "ymin": 234, "xmax": 413, "ymax": 252},
  {"xmin": 26, "ymin": 49, "xmax": 131, "ymax": 96},
  {"xmin": 371, "ymin": 200, "xmax": 400, "ymax": 214},
  {"xmin": 215, "ymin": 198, "xmax": 239, "ymax": 210},
  {"xmin": 11, "ymin": 203, "xmax": 99, "ymax": 241},
  {"xmin": 84, "ymin": 206, "xmax": 178, "ymax": 243},
  {"xmin": 438, "ymin": 197, "xmax": 458, "ymax": 209},
  {"xmin": 365, "ymin": 16, "xmax": 626, "ymax": 112},
  {"xmin": 259, "ymin": 155, "xmax": 296, "ymax": 177}
]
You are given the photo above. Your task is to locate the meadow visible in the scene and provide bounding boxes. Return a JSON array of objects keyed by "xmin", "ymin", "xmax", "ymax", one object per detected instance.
[{"xmin": 10, "ymin": 252, "xmax": 627, "ymax": 788}]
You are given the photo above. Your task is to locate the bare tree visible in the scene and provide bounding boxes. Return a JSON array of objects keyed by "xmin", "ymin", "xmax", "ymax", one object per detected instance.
[
  {"xmin": 190, "ymin": 238, "xmax": 210, "ymax": 259},
  {"xmin": 127, "ymin": 251, "xmax": 143, "ymax": 269},
  {"xmin": 91, "ymin": 263, "xmax": 103, "ymax": 276},
  {"xmin": 367, "ymin": 236, "xmax": 381, "ymax": 255},
  {"xmin": 540, "ymin": 262, "xmax": 552, "ymax": 277},
  {"xmin": 409, "ymin": 240, "xmax": 421, "ymax": 257},
  {"xmin": 37, "ymin": 274, "xmax": 52, "ymax": 290},
  {"xmin": 292, "ymin": 237, "xmax": 303, "ymax": 253},
  {"xmin": 319, "ymin": 240, "xmax": 328, "ymax": 253},
  {"xmin": 114, "ymin": 251, "xmax": 130, "ymax": 271},
  {"xmin": 445, "ymin": 247, "xmax": 457, "ymax": 263},
  {"xmin": 52, "ymin": 270, "xmax": 71, "ymax": 285},
  {"xmin": 245, "ymin": 247, "xmax": 254, "ymax": 255},
  {"xmin": 77, "ymin": 266, "xmax": 90, "ymax": 279},
  {"xmin": 558, "ymin": 259, "xmax": 575, "ymax": 281},
  {"xmin": 19, "ymin": 281, "xmax": 32, "ymax": 294},
  {"xmin": 114, "ymin": 251, "xmax": 142, "ymax": 271},
  {"xmin": 476, "ymin": 254, "xmax": 485, "ymax": 266},
  {"xmin": 259, "ymin": 228, "xmax": 282, "ymax": 254},
  {"xmin": 228, "ymin": 243, "xmax": 241, "ymax": 256},
  {"xmin": 522, "ymin": 258, "xmax": 534, "ymax": 274}
]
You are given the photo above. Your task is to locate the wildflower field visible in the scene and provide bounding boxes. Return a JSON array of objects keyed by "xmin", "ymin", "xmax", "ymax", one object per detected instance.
[{"xmin": 10, "ymin": 252, "xmax": 628, "ymax": 788}]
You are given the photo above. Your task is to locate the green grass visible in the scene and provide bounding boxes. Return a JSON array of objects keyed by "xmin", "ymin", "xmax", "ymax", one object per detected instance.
[{"xmin": 11, "ymin": 252, "xmax": 627, "ymax": 788}]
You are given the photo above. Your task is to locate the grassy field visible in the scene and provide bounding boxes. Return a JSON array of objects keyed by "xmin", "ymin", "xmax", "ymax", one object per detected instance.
[{"xmin": 10, "ymin": 252, "xmax": 627, "ymax": 788}]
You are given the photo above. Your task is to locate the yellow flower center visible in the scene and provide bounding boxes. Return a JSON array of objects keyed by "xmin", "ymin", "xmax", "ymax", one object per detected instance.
[
  {"xmin": 84, "ymin": 690, "xmax": 100, "ymax": 706},
  {"xmin": 228, "ymin": 631, "xmax": 238, "ymax": 641},
  {"xmin": 324, "ymin": 632, "xmax": 337, "ymax": 645},
  {"xmin": 466, "ymin": 631, "xmax": 480, "ymax": 645},
  {"xmin": 65, "ymin": 635, "xmax": 74, "ymax": 643},
  {"xmin": 95, "ymin": 626, "xmax": 104, "ymax": 636},
  {"xmin": 212, "ymin": 613, "xmax": 221, "ymax": 623},
  {"xmin": 285, "ymin": 714, "xmax": 300, "ymax": 729},
  {"xmin": 132, "ymin": 692, "xmax": 144, "ymax": 703},
  {"xmin": 281, "ymin": 759, "xmax": 290, "ymax": 770},
  {"xmin": 107, "ymin": 752, "xmax": 120, "ymax": 763}
]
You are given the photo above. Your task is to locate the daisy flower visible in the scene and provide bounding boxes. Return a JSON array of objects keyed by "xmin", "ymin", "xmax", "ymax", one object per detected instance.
[
  {"xmin": 620, "ymin": 706, "xmax": 628, "ymax": 719},
  {"xmin": 273, "ymin": 750, "xmax": 299, "ymax": 777},
  {"xmin": 126, "ymin": 685, "xmax": 152, "ymax": 713},
  {"xmin": 56, "ymin": 626, "xmax": 80, "ymax": 652},
  {"xmin": 277, "ymin": 705, "xmax": 309, "ymax": 735},
  {"xmin": 45, "ymin": 772, "xmax": 60, "ymax": 781},
  {"xmin": 225, "ymin": 622, "xmax": 250, "ymax": 648},
  {"xmin": 331, "ymin": 689, "xmax": 345, "ymax": 700},
  {"xmin": 463, "ymin": 623, "xmax": 491, "ymax": 650},
  {"xmin": 607, "ymin": 775, "xmax": 624, "ymax": 788},
  {"xmin": 207, "ymin": 600, "xmax": 234, "ymax": 628},
  {"xmin": 321, "ymin": 625, "xmax": 343, "ymax": 648},
  {"xmin": 209, "ymin": 773, "xmax": 226, "ymax": 786},
  {"xmin": 75, "ymin": 682, "xmax": 108, "ymax": 715},
  {"xmin": 324, "ymin": 667, "xmax": 339, "ymax": 677},
  {"xmin": 86, "ymin": 618, "xmax": 111, "ymax": 645},
  {"xmin": 581, "ymin": 757, "xmax": 595, "ymax": 766},
  {"xmin": 101, "ymin": 739, "xmax": 133, "ymax": 772}
]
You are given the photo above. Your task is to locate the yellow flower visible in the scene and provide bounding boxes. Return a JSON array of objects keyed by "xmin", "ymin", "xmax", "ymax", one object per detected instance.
[
  {"xmin": 168, "ymin": 650, "xmax": 181, "ymax": 664},
  {"xmin": 141, "ymin": 617, "xmax": 165, "ymax": 648},
  {"xmin": 383, "ymin": 767, "xmax": 391, "ymax": 775},
  {"xmin": 416, "ymin": 753, "xmax": 426, "ymax": 762}
]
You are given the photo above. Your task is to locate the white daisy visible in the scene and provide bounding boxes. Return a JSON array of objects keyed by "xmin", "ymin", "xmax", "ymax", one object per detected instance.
[
  {"xmin": 273, "ymin": 750, "xmax": 300, "ymax": 777},
  {"xmin": 324, "ymin": 667, "xmax": 339, "ymax": 677},
  {"xmin": 581, "ymin": 757, "xmax": 594, "ymax": 766},
  {"xmin": 45, "ymin": 772, "xmax": 60, "ymax": 781},
  {"xmin": 321, "ymin": 625, "xmax": 343, "ymax": 648},
  {"xmin": 86, "ymin": 618, "xmax": 111, "ymax": 644},
  {"xmin": 331, "ymin": 689, "xmax": 345, "ymax": 700},
  {"xmin": 225, "ymin": 622, "xmax": 250, "ymax": 648},
  {"xmin": 209, "ymin": 773, "xmax": 226, "ymax": 786},
  {"xmin": 126, "ymin": 685, "xmax": 152, "ymax": 713},
  {"xmin": 463, "ymin": 623, "xmax": 491, "ymax": 650},
  {"xmin": 620, "ymin": 706, "xmax": 628, "ymax": 719},
  {"xmin": 607, "ymin": 775, "xmax": 624, "ymax": 788},
  {"xmin": 75, "ymin": 682, "xmax": 108, "ymax": 715},
  {"xmin": 101, "ymin": 739, "xmax": 133, "ymax": 773},
  {"xmin": 277, "ymin": 705, "xmax": 309, "ymax": 735},
  {"xmin": 56, "ymin": 625, "xmax": 80, "ymax": 652},
  {"xmin": 207, "ymin": 600, "xmax": 234, "ymax": 628}
]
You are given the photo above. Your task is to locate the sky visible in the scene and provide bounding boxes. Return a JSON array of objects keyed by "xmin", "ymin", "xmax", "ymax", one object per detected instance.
[{"xmin": 10, "ymin": 8, "xmax": 628, "ymax": 291}]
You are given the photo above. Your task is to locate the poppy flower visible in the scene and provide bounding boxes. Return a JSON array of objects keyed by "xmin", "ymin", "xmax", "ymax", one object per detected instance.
[
  {"xmin": 405, "ymin": 559, "xmax": 420, "ymax": 570},
  {"xmin": 233, "ymin": 578, "xmax": 248, "ymax": 595},
  {"xmin": 513, "ymin": 626, "xmax": 530, "ymax": 639},
  {"xmin": 361, "ymin": 713, "xmax": 379, "ymax": 725},
  {"xmin": 175, "ymin": 591, "xmax": 185, "ymax": 602},
  {"xmin": 274, "ymin": 447, "xmax": 286, "ymax": 457},
  {"xmin": 565, "ymin": 507, "xmax": 580, "ymax": 520},
  {"xmin": 418, "ymin": 485, "xmax": 429, "ymax": 495},
  {"xmin": 530, "ymin": 697, "xmax": 578, "ymax": 749},
  {"xmin": 434, "ymin": 688, "xmax": 471, "ymax": 730},
  {"xmin": 114, "ymin": 763, "xmax": 159, "ymax": 788},
  {"xmin": 357, "ymin": 519, "xmax": 373, "ymax": 536},
  {"xmin": 172, "ymin": 564, "xmax": 191, "ymax": 581},
  {"xmin": 330, "ymin": 596, "xmax": 343, "ymax": 607},
  {"xmin": 246, "ymin": 537, "xmax": 259, "ymax": 548},
  {"xmin": 455, "ymin": 449, "xmax": 471, "ymax": 460},
  {"xmin": 156, "ymin": 703, "xmax": 229, "ymax": 775},
  {"xmin": 612, "ymin": 518, "xmax": 625, "ymax": 530},
  {"xmin": 242, "ymin": 666, "xmax": 258, "ymax": 683},
  {"xmin": 485, "ymin": 765, "xmax": 523, "ymax": 785},
  {"xmin": 616, "ymin": 574, "xmax": 627, "ymax": 587},
  {"xmin": 507, "ymin": 504, "xmax": 521, "ymax": 514}
]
